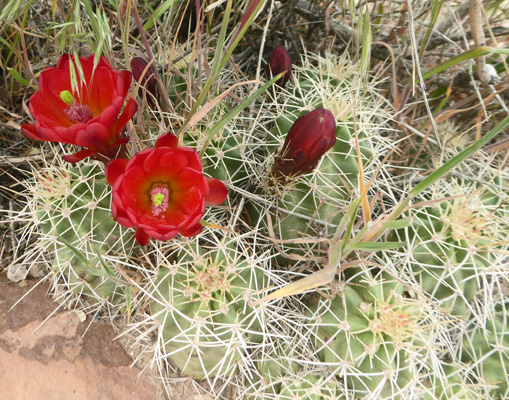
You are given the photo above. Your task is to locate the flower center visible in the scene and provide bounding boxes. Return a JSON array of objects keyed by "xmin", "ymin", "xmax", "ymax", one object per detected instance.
[
  {"xmin": 64, "ymin": 103, "xmax": 94, "ymax": 124},
  {"xmin": 150, "ymin": 184, "xmax": 170, "ymax": 216},
  {"xmin": 61, "ymin": 90, "xmax": 93, "ymax": 124}
]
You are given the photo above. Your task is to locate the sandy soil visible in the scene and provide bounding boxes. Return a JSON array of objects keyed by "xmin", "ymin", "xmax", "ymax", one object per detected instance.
[{"xmin": 0, "ymin": 274, "xmax": 163, "ymax": 400}]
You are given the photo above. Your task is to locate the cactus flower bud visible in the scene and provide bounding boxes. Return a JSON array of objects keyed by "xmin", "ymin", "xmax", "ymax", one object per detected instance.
[
  {"xmin": 266, "ymin": 46, "xmax": 292, "ymax": 88},
  {"xmin": 131, "ymin": 57, "xmax": 158, "ymax": 100},
  {"xmin": 271, "ymin": 108, "xmax": 336, "ymax": 180}
]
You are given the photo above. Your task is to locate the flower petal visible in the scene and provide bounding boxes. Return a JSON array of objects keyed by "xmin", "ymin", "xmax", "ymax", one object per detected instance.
[
  {"xmin": 179, "ymin": 223, "xmax": 203, "ymax": 237},
  {"xmin": 62, "ymin": 149, "xmax": 98, "ymax": 164},
  {"xmin": 120, "ymin": 70, "xmax": 132, "ymax": 100},
  {"xmin": 56, "ymin": 54, "xmax": 71, "ymax": 68},
  {"xmin": 21, "ymin": 123, "xmax": 50, "ymax": 142},
  {"xmin": 172, "ymin": 186, "xmax": 205, "ymax": 216},
  {"xmin": 105, "ymin": 158, "xmax": 128, "ymax": 186},
  {"xmin": 143, "ymin": 148, "xmax": 187, "ymax": 175},
  {"xmin": 204, "ymin": 178, "xmax": 228, "ymax": 205},
  {"xmin": 30, "ymin": 91, "xmax": 72, "ymax": 128},
  {"xmin": 112, "ymin": 97, "xmax": 138, "ymax": 136},
  {"xmin": 155, "ymin": 132, "xmax": 178, "ymax": 149},
  {"xmin": 139, "ymin": 224, "xmax": 178, "ymax": 241},
  {"xmin": 74, "ymin": 122, "xmax": 109, "ymax": 149},
  {"xmin": 172, "ymin": 167, "xmax": 208, "ymax": 193},
  {"xmin": 86, "ymin": 65, "xmax": 117, "ymax": 114},
  {"xmin": 111, "ymin": 200, "xmax": 135, "ymax": 228},
  {"xmin": 135, "ymin": 228, "xmax": 150, "ymax": 246}
]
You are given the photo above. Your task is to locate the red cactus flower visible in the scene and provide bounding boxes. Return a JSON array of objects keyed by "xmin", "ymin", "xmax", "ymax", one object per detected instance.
[
  {"xmin": 271, "ymin": 108, "xmax": 336, "ymax": 180},
  {"xmin": 21, "ymin": 54, "xmax": 138, "ymax": 163},
  {"xmin": 105, "ymin": 132, "xmax": 228, "ymax": 246},
  {"xmin": 266, "ymin": 46, "xmax": 292, "ymax": 88},
  {"xmin": 130, "ymin": 57, "xmax": 158, "ymax": 101}
]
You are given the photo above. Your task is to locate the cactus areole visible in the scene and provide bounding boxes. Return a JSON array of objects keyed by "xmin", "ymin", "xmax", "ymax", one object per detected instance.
[
  {"xmin": 105, "ymin": 132, "xmax": 228, "ymax": 246},
  {"xmin": 21, "ymin": 54, "xmax": 138, "ymax": 163},
  {"xmin": 271, "ymin": 108, "xmax": 337, "ymax": 180}
]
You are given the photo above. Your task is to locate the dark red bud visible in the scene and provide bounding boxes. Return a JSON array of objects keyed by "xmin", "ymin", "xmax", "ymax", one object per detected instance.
[
  {"xmin": 272, "ymin": 108, "xmax": 336, "ymax": 180},
  {"xmin": 131, "ymin": 57, "xmax": 158, "ymax": 100},
  {"xmin": 266, "ymin": 46, "xmax": 292, "ymax": 88}
]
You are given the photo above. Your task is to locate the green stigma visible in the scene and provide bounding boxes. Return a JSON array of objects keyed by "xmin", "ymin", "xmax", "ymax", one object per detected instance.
[
  {"xmin": 60, "ymin": 90, "xmax": 75, "ymax": 105},
  {"xmin": 153, "ymin": 193, "xmax": 165, "ymax": 206}
]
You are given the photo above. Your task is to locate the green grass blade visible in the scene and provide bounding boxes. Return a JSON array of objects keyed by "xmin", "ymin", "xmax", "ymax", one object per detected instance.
[
  {"xmin": 59, "ymin": 236, "xmax": 91, "ymax": 265},
  {"xmin": 332, "ymin": 198, "xmax": 361, "ymax": 242},
  {"xmin": 422, "ymin": 46, "xmax": 509, "ymax": 80},
  {"xmin": 7, "ymin": 67, "xmax": 29, "ymax": 86},
  {"xmin": 199, "ymin": 72, "xmax": 283, "ymax": 156},
  {"xmin": 418, "ymin": 0, "xmax": 446, "ymax": 59},
  {"xmin": 409, "ymin": 115, "xmax": 509, "ymax": 197},
  {"xmin": 382, "ymin": 220, "xmax": 411, "ymax": 229},
  {"xmin": 220, "ymin": 0, "xmax": 266, "ymax": 71},
  {"xmin": 143, "ymin": 0, "xmax": 179, "ymax": 31},
  {"xmin": 349, "ymin": 242, "xmax": 406, "ymax": 251},
  {"xmin": 360, "ymin": 6, "xmax": 371, "ymax": 78},
  {"xmin": 59, "ymin": 237, "xmax": 128, "ymax": 286}
]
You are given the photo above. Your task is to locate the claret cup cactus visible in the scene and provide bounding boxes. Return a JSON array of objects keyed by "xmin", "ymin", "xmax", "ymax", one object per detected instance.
[
  {"xmin": 270, "ymin": 108, "xmax": 337, "ymax": 182},
  {"xmin": 248, "ymin": 52, "xmax": 389, "ymax": 257}
]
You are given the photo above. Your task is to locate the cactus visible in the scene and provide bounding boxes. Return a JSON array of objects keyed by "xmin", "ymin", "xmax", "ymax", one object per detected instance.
[
  {"xmin": 277, "ymin": 374, "xmax": 341, "ymax": 400},
  {"xmin": 306, "ymin": 273, "xmax": 430, "ymax": 399},
  {"xmin": 246, "ymin": 52, "xmax": 390, "ymax": 257},
  {"xmin": 246, "ymin": 356, "xmax": 342, "ymax": 400},
  {"xmin": 33, "ymin": 162, "xmax": 135, "ymax": 302},
  {"xmin": 461, "ymin": 308, "xmax": 509, "ymax": 399},
  {"xmin": 421, "ymin": 362, "xmax": 481, "ymax": 400},
  {"xmin": 149, "ymin": 237, "xmax": 267, "ymax": 379},
  {"xmin": 389, "ymin": 170, "xmax": 508, "ymax": 318}
]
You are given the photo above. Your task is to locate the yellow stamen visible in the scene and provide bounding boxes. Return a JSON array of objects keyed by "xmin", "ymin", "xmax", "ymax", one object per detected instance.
[{"xmin": 153, "ymin": 193, "xmax": 165, "ymax": 207}]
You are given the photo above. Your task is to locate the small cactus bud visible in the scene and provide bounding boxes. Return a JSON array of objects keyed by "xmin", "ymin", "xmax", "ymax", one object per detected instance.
[
  {"xmin": 271, "ymin": 108, "xmax": 336, "ymax": 180},
  {"xmin": 266, "ymin": 46, "xmax": 292, "ymax": 87},
  {"xmin": 130, "ymin": 57, "xmax": 158, "ymax": 100}
]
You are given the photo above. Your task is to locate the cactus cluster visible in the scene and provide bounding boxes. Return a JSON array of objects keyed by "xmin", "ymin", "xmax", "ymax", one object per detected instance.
[{"xmin": 13, "ymin": 39, "xmax": 509, "ymax": 400}]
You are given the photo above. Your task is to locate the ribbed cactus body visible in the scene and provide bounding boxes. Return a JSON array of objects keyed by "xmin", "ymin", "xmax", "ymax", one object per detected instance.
[
  {"xmin": 203, "ymin": 135, "xmax": 246, "ymax": 186},
  {"xmin": 182, "ymin": 123, "xmax": 247, "ymax": 190},
  {"xmin": 150, "ymin": 241, "xmax": 265, "ymax": 379},
  {"xmin": 247, "ymin": 370, "xmax": 341, "ymax": 399},
  {"xmin": 461, "ymin": 312, "xmax": 509, "ymax": 399},
  {"xmin": 278, "ymin": 374, "xmax": 331, "ymax": 400},
  {"xmin": 307, "ymin": 277, "xmax": 426, "ymax": 398},
  {"xmin": 245, "ymin": 341, "xmax": 302, "ymax": 397},
  {"xmin": 253, "ymin": 54, "xmax": 384, "ymax": 256},
  {"xmin": 36, "ymin": 165, "xmax": 132, "ymax": 301},
  {"xmin": 391, "ymin": 176, "xmax": 507, "ymax": 317},
  {"xmin": 261, "ymin": 121, "xmax": 371, "ymax": 258}
]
